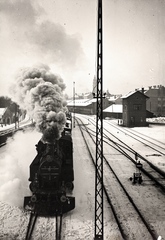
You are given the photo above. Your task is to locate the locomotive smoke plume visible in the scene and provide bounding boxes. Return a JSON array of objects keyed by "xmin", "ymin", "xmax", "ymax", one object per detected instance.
[
  {"xmin": 11, "ymin": 64, "xmax": 67, "ymax": 142},
  {"xmin": 0, "ymin": 64, "xmax": 67, "ymax": 207}
]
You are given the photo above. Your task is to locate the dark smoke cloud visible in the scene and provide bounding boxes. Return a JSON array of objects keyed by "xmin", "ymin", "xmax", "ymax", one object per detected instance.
[{"xmin": 10, "ymin": 64, "xmax": 67, "ymax": 142}]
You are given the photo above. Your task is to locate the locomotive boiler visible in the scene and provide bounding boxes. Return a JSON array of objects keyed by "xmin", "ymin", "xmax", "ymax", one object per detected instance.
[{"xmin": 24, "ymin": 130, "xmax": 75, "ymax": 216}]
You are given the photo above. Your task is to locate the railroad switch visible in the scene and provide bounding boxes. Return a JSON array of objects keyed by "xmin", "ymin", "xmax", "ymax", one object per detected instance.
[{"xmin": 130, "ymin": 153, "xmax": 143, "ymax": 184}]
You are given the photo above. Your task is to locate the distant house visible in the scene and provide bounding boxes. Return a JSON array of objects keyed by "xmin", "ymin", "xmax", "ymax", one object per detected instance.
[
  {"xmin": 103, "ymin": 104, "xmax": 123, "ymax": 119},
  {"xmin": 67, "ymin": 99, "xmax": 94, "ymax": 115},
  {"xmin": 106, "ymin": 95, "xmax": 122, "ymax": 106},
  {"xmin": 145, "ymin": 85, "xmax": 165, "ymax": 117},
  {"xmin": 0, "ymin": 108, "xmax": 14, "ymax": 125},
  {"xmin": 67, "ymin": 98, "xmax": 110, "ymax": 115},
  {"xmin": 0, "ymin": 108, "xmax": 6, "ymax": 124},
  {"xmin": 121, "ymin": 90, "xmax": 149, "ymax": 127}
]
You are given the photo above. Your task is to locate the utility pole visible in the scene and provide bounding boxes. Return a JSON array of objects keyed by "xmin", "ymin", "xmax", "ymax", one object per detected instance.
[{"xmin": 94, "ymin": 0, "xmax": 103, "ymax": 239}]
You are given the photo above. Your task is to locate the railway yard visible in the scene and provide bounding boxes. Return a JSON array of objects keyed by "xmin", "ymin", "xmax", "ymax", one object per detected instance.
[{"xmin": 0, "ymin": 115, "xmax": 165, "ymax": 239}]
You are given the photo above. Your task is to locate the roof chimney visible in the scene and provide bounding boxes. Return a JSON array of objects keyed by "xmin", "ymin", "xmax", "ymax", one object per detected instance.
[{"xmin": 141, "ymin": 87, "xmax": 144, "ymax": 94}]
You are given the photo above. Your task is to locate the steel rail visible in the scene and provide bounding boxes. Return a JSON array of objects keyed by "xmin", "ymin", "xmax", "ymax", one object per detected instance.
[
  {"xmin": 76, "ymin": 116, "xmax": 159, "ymax": 240},
  {"xmin": 85, "ymin": 117, "xmax": 165, "ymax": 190},
  {"xmin": 25, "ymin": 211, "xmax": 38, "ymax": 240},
  {"xmin": 56, "ymin": 214, "xmax": 63, "ymax": 240}
]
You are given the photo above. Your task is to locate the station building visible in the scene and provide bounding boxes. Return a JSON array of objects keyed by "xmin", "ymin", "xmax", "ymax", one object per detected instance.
[{"xmin": 121, "ymin": 90, "xmax": 149, "ymax": 127}]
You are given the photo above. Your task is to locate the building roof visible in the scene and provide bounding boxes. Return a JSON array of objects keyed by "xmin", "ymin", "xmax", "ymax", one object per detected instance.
[
  {"xmin": 0, "ymin": 108, "xmax": 6, "ymax": 117},
  {"xmin": 103, "ymin": 104, "xmax": 123, "ymax": 113},
  {"xmin": 67, "ymin": 98, "xmax": 96, "ymax": 107},
  {"xmin": 108, "ymin": 96, "xmax": 118, "ymax": 101},
  {"xmin": 121, "ymin": 90, "xmax": 149, "ymax": 99}
]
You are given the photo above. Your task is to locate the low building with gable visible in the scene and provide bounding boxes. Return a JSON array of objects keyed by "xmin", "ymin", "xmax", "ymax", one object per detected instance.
[{"xmin": 121, "ymin": 90, "xmax": 149, "ymax": 127}]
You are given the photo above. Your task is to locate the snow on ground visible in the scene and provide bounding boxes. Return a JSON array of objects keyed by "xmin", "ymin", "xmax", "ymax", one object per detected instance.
[
  {"xmin": 131, "ymin": 122, "xmax": 165, "ymax": 171},
  {"xmin": 147, "ymin": 117, "xmax": 165, "ymax": 124},
  {"xmin": 0, "ymin": 117, "xmax": 165, "ymax": 239},
  {"xmin": 135, "ymin": 121, "xmax": 165, "ymax": 143},
  {"xmin": 62, "ymin": 125, "xmax": 122, "ymax": 240},
  {"xmin": 0, "ymin": 115, "xmax": 31, "ymax": 131},
  {"xmin": 0, "ymin": 119, "xmax": 122, "ymax": 239}
]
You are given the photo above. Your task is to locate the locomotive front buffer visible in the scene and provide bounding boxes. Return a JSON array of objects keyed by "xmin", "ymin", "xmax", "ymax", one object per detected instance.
[{"xmin": 24, "ymin": 194, "xmax": 75, "ymax": 216}]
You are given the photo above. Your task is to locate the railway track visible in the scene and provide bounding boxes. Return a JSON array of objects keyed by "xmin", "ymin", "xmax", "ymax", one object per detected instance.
[
  {"xmin": 105, "ymin": 120, "xmax": 165, "ymax": 155},
  {"xmin": 76, "ymin": 116, "xmax": 164, "ymax": 240},
  {"xmin": 87, "ymin": 117, "xmax": 165, "ymax": 155},
  {"xmin": 25, "ymin": 211, "xmax": 63, "ymax": 240},
  {"xmin": 103, "ymin": 125, "xmax": 165, "ymax": 191},
  {"xmin": 84, "ymin": 116, "xmax": 165, "ymax": 192}
]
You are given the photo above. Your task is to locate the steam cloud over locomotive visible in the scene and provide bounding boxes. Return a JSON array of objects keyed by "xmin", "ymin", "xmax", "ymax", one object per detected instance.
[
  {"xmin": 11, "ymin": 64, "xmax": 67, "ymax": 141},
  {"xmin": 11, "ymin": 64, "xmax": 75, "ymax": 215}
]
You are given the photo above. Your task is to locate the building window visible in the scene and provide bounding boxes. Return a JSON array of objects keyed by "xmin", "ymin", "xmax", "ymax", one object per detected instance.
[{"xmin": 133, "ymin": 104, "xmax": 142, "ymax": 110}]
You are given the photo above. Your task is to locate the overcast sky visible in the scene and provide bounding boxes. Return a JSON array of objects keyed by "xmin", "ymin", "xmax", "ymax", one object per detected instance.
[{"xmin": 0, "ymin": 0, "xmax": 165, "ymax": 98}]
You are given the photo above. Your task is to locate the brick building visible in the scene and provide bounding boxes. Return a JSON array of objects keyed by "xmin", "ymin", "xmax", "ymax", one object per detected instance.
[
  {"xmin": 145, "ymin": 85, "xmax": 165, "ymax": 117},
  {"xmin": 121, "ymin": 90, "xmax": 149, "ymax": 127}
]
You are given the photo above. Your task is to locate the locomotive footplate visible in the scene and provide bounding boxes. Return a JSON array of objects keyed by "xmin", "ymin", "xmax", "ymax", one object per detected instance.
[{"xmin": 24, "ymin": 195, "xmax": 75, "ymax": 216}]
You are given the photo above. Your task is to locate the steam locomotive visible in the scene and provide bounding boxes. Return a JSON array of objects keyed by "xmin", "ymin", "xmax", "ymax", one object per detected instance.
[{"xmin": 24, "ymin": 116, "xmax": 75, "ymax": 216}]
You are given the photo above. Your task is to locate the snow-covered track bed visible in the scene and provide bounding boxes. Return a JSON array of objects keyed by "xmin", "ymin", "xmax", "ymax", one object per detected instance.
[
  {"xmin": 102, "ymin": 121, "xmax": 165, "ymax": 192},
  {"xmin": 76, "ymin": 115, "xmax": 165, "ymax": 239},
  {"xmin": 105, "ymin": 120, "xmax": 165, "ymax": 155},
  {"xmin": 25, "ymin": 211, "xmax": 63, "ymax": 240},
  {"xmin": 86, "ymin": 116, "xmax": 165, "ymax": 192},
  {"xmin": 0, "ymin": 201, "xmax": 66, "ymax": 240}
]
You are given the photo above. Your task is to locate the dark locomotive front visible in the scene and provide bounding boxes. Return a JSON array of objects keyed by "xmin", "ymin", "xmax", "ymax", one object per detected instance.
[
  {"xmin": 24, "ymin": 131, "xmax": 75, "ymax": 216},
  {"xmin": 29, "ymin": 143, "xmax": 62, "ymax": 193}
]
